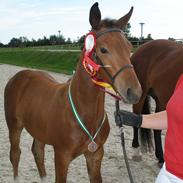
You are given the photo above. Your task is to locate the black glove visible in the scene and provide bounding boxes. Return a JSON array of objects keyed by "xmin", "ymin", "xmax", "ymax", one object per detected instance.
[{"xmin": 114, "ymin": 110, "xmax": 142, "ymax": 128}]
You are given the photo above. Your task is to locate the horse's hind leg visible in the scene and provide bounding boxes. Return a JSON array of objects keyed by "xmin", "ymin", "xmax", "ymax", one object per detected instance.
[
  {"xmin": 31, "ymin": 139, "xmax": 47, "ymax": 180},
  {"xmin": 132, "ymin": 95, "xmax": 147, "ymax": 161},
  {"xmin": 154, "ymin": 130, "xmax": 164, "ymax": 167},
  {"xmin": 154, "ymin": 101, "xmax": 164, "ymax": 168},
  {"xmin": 8, "ymin": 120, "xmax": 23, "ymax": 181},
  {"xmin": 132, "ymin": 94, "xmax": 153, "ymax": 161},
  {"xmin": 84, "ymin": 146, "xmax": 104, "ymax": 183}
]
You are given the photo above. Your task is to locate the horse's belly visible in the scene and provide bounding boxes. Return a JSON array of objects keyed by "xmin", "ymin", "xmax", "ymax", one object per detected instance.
[
  {"xmin": 25, "ymin": 124, "xmax": 52, "ymax": 145},
  {"xmin": 18, "ymin": 112, "xmax": 52, "ymax": 145}
]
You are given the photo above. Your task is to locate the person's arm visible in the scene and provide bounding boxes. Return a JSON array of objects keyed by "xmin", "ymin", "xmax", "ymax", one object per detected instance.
[
  {"xmin": 114, "ymin": 110, "xmax": 168, "ymax": 130},
  {"xmin": 141, "ymin": 111, "xmax": 167, "ymax": 130}
]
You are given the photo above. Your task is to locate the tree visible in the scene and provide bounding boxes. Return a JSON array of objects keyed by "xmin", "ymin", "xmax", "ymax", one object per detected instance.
[
  {"xmin": 124, "ymin": 23, "xmax": 131, "ymax": 39},
  {"xmin": 49, "ymin": 35, "xmax": 57, "ymax": 45},
  {"xmin": 66, "ymin": 38, "xmax": 72, "ymax": 44},
  {"xmin": 19, "ymin": 36, "xmax": 29, "ymax": 47},
  {"xmin": 0, "ymin": 42, "xmax": 4, "ymax": 47},
  {"xmin": 8, "ymin": 38, "xmax": 22, "ymax": 47},
  {"xmin": 42, "ymin": 36, "xmax": 49, "ymax": 45},
  {"xmin": 77, "ymin": 35, "xmax": 85, "ymax": 44},
  {"xmin": 49, "ymin": 34, "xmax": 65, "ymax": 45},
  {"xmin": 58, "ymin": 34, "xmax": 66, "ymax": 44},
  {"xmin": 128, "ymin": 36, "xmax": 139, "ymax": 47},
  {"xmin": 168, "ymin": 37, "xmax": 175, "ymax": 41},
  {"xmin": 36, "ymin": 36, "xmax": 49, "ymax": 46},
  {"xmin": 142, "ymin": 33, "xmax": 153, "ymax": 43},
  {"xmin": 146, "ymin": 33, "xmax": 153, "ymax": 40},
  {"xmin": 8, "ymin": 37, "xmax": 30, "ymax": 47}
]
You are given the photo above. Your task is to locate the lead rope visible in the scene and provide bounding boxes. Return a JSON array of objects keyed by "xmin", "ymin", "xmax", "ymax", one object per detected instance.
[{"xmin": 115, "ymin": 100, "xmax": 134, "ymax": 183}]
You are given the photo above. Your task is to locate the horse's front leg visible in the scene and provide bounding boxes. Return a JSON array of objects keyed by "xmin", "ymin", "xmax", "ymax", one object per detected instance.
[
  {"xmin": 54, "ymin": 147, "xmax": 71, "ymax": 183},
  {"xmin": 84, "ymin": 146, "xmax": 104, "ymax": 183}
]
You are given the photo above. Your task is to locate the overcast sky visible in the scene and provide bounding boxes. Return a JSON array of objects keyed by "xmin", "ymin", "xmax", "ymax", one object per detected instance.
[{"xmin": 0, "ymin": 0, "xmax": 183, "ymax": 44}]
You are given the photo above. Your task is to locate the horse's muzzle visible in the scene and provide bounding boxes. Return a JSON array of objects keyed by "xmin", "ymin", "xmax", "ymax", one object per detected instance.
[
  {"xmin": 118, "ymin": 86, "xmax": 142, "ymax": 104},
  {"xmin": 126, "ymin": 87, "xmax": 141, "ymax": 104}
]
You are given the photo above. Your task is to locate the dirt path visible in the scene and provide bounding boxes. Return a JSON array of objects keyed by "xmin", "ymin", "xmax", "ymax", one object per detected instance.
[{"xmin": 0, "ymin": 64, "xmax": 161, "ymax": 183}]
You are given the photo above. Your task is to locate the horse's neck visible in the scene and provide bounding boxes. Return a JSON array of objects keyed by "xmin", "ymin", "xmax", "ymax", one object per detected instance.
[{"xmin": 70, "ymin": 60, "xmax": 105, "ymax": 119}]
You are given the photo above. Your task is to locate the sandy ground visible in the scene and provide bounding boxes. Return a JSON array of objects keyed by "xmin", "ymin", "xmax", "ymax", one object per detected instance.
[{"xmin": 0, "ymin": 64, "xmax": 163, "ymax": 183}]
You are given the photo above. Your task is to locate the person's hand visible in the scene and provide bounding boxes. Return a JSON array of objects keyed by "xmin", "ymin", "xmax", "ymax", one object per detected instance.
[{"xmin": 114, "ymin": 110, "xmax": 142, "ymax": 128}]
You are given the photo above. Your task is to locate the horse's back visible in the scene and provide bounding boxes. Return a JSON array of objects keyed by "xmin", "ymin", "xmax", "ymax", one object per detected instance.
[
  {"xmin": 132, "ymin": 39, "xmax": 182, "ymax": 60},
  {"xmin": 131, "ymin": 40, "xmax": 183, "ymax": 77},
  {"xmin": 5, "ymin": 70, "xmax": 58, "ymax": 105},
  {"xmin": 132, "ymin": 39, "xmax": 182, "ymax": 66},
  {"xmin": 131, "ymin": 39, "xmax": 183, "ymax": 105}
]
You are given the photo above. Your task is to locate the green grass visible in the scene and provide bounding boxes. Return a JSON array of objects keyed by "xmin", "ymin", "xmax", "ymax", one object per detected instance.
[
  {"xmin": 0, "ymin": 46, "xmax": 135, "ymax": 75},
  {"xmin": 0, "ymin": 47, "xmax": 80, "ymax": 75},
  {"xmin": 33, "ymin": 44, "xmax": 82, "ymax": 50}
]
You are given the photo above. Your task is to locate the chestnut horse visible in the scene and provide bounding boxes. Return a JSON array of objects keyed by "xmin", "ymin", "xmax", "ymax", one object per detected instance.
[
  {"xmin": 4, "ymin": 3, "xmax": 142, "ymax": 183},
  {"xmin": 131, "ymin": 39, "xmax": 183, "ymax": 167}
]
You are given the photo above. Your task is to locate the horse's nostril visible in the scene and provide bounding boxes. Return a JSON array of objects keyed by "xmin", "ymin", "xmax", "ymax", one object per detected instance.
[
  {"xmin": 127, "ymin": 88, "xmax": 133, "ymax": 98},
  {"xmin": 126, "ymin": 88, "xmax": 139, "ymax": 103}
]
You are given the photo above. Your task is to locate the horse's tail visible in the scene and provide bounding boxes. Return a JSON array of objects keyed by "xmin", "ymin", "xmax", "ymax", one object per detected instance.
[{"xmin": 139, "ymin": 95, "xmax": 154, "ymax": 152}]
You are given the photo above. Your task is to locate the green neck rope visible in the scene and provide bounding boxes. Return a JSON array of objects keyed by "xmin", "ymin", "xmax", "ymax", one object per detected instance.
[{"xmin": 68, "ymin": 81, "xmax": 106, "ymax": 142}]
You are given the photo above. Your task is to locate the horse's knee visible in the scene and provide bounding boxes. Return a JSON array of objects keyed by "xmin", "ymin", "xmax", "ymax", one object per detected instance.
[
  {"xmin": 10, "ymin": 148, "xmax": 21, "ymax": 163},
  {"xmin": 31, "ymin": 143, "xmax": 38, "ymax": 158},
  {"xmin": 31, "ymin": 140, "xmax": 44, "ymax": 160},
  {"xmin": 84, "ymin": 147, "xmax": 103, "ymax": 182}
]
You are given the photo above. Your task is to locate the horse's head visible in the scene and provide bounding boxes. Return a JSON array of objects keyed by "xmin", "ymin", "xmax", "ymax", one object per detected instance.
[{"xmin": 84, "ymin": 2, "xmax": 142, "ymax": 104}]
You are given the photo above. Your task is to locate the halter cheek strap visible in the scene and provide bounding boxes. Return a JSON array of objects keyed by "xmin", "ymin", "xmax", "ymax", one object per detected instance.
[
  {"xmin": 95, "ymin": 55, "xmax": 133, "ymax": 85},
  {"xmin": 83, "ymin": 52, "xmax": 101, "ymax": 76}
]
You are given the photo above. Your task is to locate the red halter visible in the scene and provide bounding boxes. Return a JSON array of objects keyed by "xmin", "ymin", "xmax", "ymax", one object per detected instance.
[{"xmin": 82, "ymin": 32, "xmax": 101, "ymax": 76}]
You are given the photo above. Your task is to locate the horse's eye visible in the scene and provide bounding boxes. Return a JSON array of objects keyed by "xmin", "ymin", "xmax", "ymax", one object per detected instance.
[{"xmin": 100, "ymin": 47, "xmax": 108, "ymax": 54}]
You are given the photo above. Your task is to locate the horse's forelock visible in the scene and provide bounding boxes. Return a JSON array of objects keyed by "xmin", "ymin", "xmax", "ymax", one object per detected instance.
[{"xmin": 97, "ymin": 19, "xmax": 117, "ymax": 30}]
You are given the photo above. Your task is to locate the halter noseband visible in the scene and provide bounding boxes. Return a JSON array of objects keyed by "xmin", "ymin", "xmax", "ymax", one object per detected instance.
[{"xmin": 95, "ymin": 55, "xmax": 133, "ymax": 86}]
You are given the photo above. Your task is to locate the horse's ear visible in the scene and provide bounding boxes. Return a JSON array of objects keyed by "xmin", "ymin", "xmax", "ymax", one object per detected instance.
[
  {"xmin": 89, "ymin": 2, "xmax": 101, "ymax": 29},
  {"xmin": 116, "ymin": 7, "xmax": 133, "ymax": 30}
]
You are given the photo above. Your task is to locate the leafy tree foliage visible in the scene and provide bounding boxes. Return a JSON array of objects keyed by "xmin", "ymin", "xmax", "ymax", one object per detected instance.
[{"xmin": 0, "ymin": 42, "xmax": 5, "ymax": 47}]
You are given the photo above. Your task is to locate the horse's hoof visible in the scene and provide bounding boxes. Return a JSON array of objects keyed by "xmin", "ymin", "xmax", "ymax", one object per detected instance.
[
  {"xmin": 41, "ymin": 176, "xmax": 48, "ymax": 183},
  {"xmin": 14, "ymin": 177, "xmax": 19, "ymax": 183},
  {"xmin": 157, "ymin": 161, "xmax": 164, "ymax": 168},
  {"xmin": 132, "ymin": 155, "xmax": 142, "ymax": 162},
  {"xmin": 132, "ymin": 147, "xmax": 142, "ymax": 161}
]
